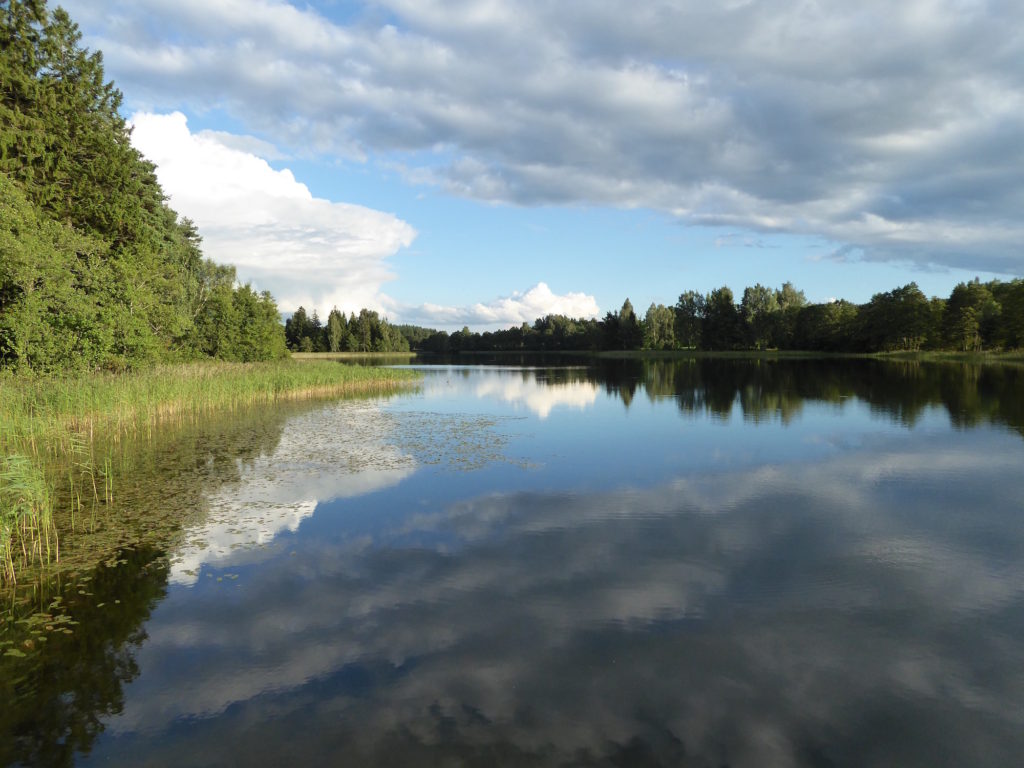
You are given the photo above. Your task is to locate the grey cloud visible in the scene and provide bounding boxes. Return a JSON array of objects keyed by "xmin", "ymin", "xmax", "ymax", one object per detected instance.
[{"xmin": 64, "ymin": 0, "xmax": 1024, "ymax": 273}]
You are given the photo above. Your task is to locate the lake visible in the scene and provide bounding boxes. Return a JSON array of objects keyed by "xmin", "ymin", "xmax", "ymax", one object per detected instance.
[{"xmin": 3, "ymin": 358, "xmax": 1024, "ymax": 767}]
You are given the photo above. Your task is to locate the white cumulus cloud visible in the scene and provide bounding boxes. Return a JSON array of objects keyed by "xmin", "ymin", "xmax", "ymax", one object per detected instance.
[
  {"xmin": 128, "ymin": 111, "xmax": 417, "ymax": 314},
  {"xmin": 394, "ymin": 282, "xmax": 600, "ymax": 330}
]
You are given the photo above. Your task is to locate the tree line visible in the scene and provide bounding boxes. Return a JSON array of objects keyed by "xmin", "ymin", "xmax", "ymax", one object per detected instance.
[
  {"xmin": 284, "ymin": 306, "xmax": 410, "ymax": 353},
  {"xmin": 1, "ymin": 0, "xmax": 286, "ymax": 372},
  {"xmin": 395, "ymin": 279, "xmax": 1024, "ymax": 354}
]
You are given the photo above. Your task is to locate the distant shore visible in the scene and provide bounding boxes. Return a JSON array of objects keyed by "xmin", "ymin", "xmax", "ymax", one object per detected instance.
[
  {"xmin": 398, "ymin": 348, "xmax": 1024, "ymax": 365},
  {"xmin": 289, "ymin": 352, "xmax": 418, "ymax": 361}
]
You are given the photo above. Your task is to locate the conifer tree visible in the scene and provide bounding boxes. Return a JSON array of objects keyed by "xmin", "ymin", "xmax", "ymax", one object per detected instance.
[{"xmin": 0, "ymin": 0, "xmax": 288, "ymax": 370}]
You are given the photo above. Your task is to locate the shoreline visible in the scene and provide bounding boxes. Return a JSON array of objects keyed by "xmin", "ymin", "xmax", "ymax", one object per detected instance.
[
  {"xmin": 407, "ymin": 348, "xmax": 1024, "ymax": 364},
  {"xmin": 0, "ymin": 360, "xmax": 421, "ymax": 588}
]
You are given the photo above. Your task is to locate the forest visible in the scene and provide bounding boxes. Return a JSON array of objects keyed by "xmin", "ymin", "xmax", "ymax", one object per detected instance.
[
  {"xmin": 0, "ymin": 0, "xmax": 286, "ymax": 373},
  {"xmin": 284, "ymin": 306, "xmax": 410, "ymax": 353},
  {"xmin": 384, "ymin": 279, "xmax": 1024, "ymax": 355}
]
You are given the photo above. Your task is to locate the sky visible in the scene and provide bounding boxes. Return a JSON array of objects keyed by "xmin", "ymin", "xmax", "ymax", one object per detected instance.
[{"xmin": 62, "ymin": 0, "xmax": 1024, "ymax": 330}]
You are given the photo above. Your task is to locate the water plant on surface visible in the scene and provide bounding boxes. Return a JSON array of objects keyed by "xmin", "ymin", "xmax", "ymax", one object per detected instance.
[{"xmin": 0, "ymin": 360, "xmax": 420, "ymax": 587}]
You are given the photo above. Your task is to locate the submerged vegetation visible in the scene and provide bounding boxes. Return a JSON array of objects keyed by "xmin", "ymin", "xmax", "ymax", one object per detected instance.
[{"xmin": 0, "ymin": 361, "xmax": 419, "ymax": 586}]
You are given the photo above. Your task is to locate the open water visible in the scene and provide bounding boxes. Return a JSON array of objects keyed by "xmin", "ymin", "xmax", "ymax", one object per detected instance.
[{"xmin": 3, "ymin": 358, "xmax": 1023, "ymax": 767}]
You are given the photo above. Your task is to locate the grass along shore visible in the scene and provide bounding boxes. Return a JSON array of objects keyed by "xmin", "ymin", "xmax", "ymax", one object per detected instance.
[
  {"xmin": 0, "ymin": 360, "xmax": 420, "ymax": 586},
  {"xmin": 289, "ymin": 351, "xmax": 417, "ymax": 361}
]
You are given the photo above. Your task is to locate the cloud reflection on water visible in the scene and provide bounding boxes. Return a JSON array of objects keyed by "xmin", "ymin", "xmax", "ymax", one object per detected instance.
[
  {"xmin": 95, "ymin": 420, "xmax": 1024, "ymax": 767},
  {"xmin": 168, "ymin": 400, "xmax": 416, "ymax": 584},
  {"xmin": 420, "ymin": 366, "xmax": 600, "ymax": 419},
  {"xmin": 472, "ymin": 373, "xmax": 599, "ymax": 419}
]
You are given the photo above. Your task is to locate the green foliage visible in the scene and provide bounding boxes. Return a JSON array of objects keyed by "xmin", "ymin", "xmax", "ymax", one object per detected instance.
[
  {"xmin": 673, "ymin": 291, "xmax": 704, "ymax": 349},
  {"xmin": 860, "ymin": 283, "xmax": 934, "ymax": 352},
  {"xmin": 0, "ymin": 452, "xmax": 53, "ymax": 584},
  {"xmin": 284, "ymin": 306, "xmax": 317, "ymax": 351},
  {"xmin": 776, "ymin": 281, "xmax": 807, "ymax": 312},
  {"xmin": 395, "ymin": 323, "xmax": 437, "ymax": 348},
  {"xmin": 790, "ymin": 300, "xmax": 860, "ymax": 352},
  {"xmin": 642, "ymin": 303, "xmax": 676, "ymax": 350},
  {"xmin": 326, "ymin": 308, "xmax": 348, "ymax": 352},
  {"xmin": 1000, "ymin": 281, "xmax": 1024, "ymax": 349},
  {"xmin": 740, "ymin": 284, "xmax": 779, "ymax": 350},
  {"xmin": 0, "ymin": 174, "xmax": 112, "ymax": 371},
  {"xmin": 616, "ymin": 299, "xmax": 643, "ymax": 350},
  {"xmin": 772, "ymin": 282, "xmax": 807, "ymax": 349},
  {"xmin": 0, "ymin": 0, "xmax": 287, "ymax": 372},
  {"xmin": 286, "ymin": 306, "xmax": 408, "ymax": 353},
  {"xmin": 190, "ymin": 281, "xmax": 286, "ymax": 362},
  {"xmin": 0, "ymin": 360, "xmax": 420, "ymax": 584},
  {"xmin": 396, "ymin": 275, "xmax": 1022, "ymax": 356},
  {"xmin": 702, "ymin": 287, "xmax": 743, "ymax": 350},
  {"xmin": 943, "ymin": 280, "xmax": 1001, "ymax": 351}
]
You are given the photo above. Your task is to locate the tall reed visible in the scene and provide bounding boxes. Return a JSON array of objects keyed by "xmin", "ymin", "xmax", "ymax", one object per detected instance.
[
  {"xmin": 0, "ymin": 455, "xmax": 54, "ymax": 584},
  {"xmin": 0, "ymin": 359, "xmax": 419, "ymax": 584}
]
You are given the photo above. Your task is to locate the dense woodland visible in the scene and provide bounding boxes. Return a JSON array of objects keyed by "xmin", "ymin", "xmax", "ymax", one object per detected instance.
[
  {"xmin": 284, "ymin": 306, "xmax": 410, "ymax": 353},
  {"xmin": 392, "ymin": 279, "xmax": 1024, "ymax": 355},
  {"xmin": 0, "ymin": 0, "xmax": 286, "ymax": 373}
]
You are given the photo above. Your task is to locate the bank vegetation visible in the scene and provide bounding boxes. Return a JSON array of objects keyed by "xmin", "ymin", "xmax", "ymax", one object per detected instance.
[{"xmin": 0, "ymin": 361, "xmax": 418, "ymax": 585}]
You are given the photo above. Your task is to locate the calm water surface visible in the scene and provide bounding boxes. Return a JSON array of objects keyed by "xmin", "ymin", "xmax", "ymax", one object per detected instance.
[{"xmin": 3, "ymin": 359, "xmax": 1024, "ymax": 767}]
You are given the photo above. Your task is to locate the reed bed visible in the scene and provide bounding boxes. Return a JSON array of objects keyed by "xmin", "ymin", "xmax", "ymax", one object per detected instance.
[
  {"xmin": 0, "ymin": 360, "xmax": 420, "ymax": 584},
  {"xmin": 289, "ymin": 352, "xmax": 416, "ymax": 361}
]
